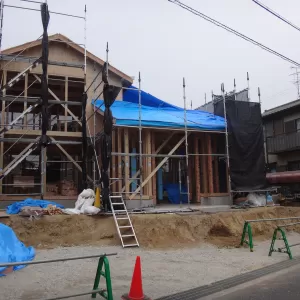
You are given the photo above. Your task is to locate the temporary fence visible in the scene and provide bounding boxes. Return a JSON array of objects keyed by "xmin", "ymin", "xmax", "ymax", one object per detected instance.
[
  {"xmin": 240, "ymin": 216, "xmax": 300, "ymax": 252},
  {"xmin": 269, "ymin": 222, "xmax": 300, "ymax": 260},
  {"xmin": 0, "ymin": 253, "xmax": 116, "ymax": 300}
]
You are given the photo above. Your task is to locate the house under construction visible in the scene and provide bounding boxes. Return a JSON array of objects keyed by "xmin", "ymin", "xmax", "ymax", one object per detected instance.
[{"xmin": 0, "ymin": 34, "xmax": 231, "ymax": 208}]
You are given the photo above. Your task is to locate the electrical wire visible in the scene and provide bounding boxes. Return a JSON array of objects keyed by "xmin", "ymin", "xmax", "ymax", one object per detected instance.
[
  {"xmin": 252, "ymin": 0, "xmax": 300, "ymax": 33},
  {"xmin": 167, "ymin": 0, "xmax": 300, "ymax": 68}
]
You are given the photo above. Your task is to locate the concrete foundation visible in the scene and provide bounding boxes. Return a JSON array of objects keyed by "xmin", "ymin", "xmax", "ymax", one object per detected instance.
[
  {"xmin": 200, "ymin": 196, "xmax": 232, "ymax": 206},
  {"xmin": 125, "ymin": 199, "xmax": 154, "ymax": 210}
]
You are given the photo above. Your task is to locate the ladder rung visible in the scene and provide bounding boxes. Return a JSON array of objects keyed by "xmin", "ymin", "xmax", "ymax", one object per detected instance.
[
  {"xmin": 122, "ymin": 234, "xmax": 135, "ymax": 238},
  {"xmin": 119, "ymin": 226, "xmax": 132, "ymax": 229},
  {"xmin": 111, "ymin": 202, "xmax": 125, "ymax": 205},
  {"xmin": 110, "ymin": 196, "xmax": 123, "ymax": 198},
  {"xmin": 124, "ymin": 244, "xmax": 139, "ymax": 247},
  {"xmin": 114, "ymin": 210, "xmax": 126, "ymax": 212},
  {"xmin": 116, "ymin": 217, "xmax": 129, "ymax": 220}
]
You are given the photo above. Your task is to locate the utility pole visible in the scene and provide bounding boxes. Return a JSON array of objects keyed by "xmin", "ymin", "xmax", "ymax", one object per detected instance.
[{"xmin": 290, "ymin": 66, "xmax": 300, "ymax": 99}]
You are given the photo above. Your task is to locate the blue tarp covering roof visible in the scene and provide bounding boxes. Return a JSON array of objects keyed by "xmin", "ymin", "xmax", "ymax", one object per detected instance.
[
  {"xmin": 0, "ymin": 223, "xmax": 35, "ymax": 276},
  {"xmin": 93, "ymin": 86, "xmax": 225, "ymax": 131}
]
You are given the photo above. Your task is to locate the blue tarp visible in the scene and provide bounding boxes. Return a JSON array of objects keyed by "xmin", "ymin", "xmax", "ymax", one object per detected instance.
[
  {"xmin": 164, "ymin": 183, "xmax": 188, "ymax": 204},
  {"xmin": 6, "ymin": 199, "xmax": 64, "ymax": 215},
  {"xmin": 0, "ymin": 223, "xmax": 35, "ymax": 276},
  {"xmin": 93, "ymin": 87, "xmax": 225, "ymax": 130}
]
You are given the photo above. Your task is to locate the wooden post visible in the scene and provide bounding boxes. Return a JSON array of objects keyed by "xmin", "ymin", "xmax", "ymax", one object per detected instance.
[
  {"xmin": 213, "ymin": 135, "xmax": 220, "ymax": 193},
  {"xmin": 200, "ymin": 134, "xmax": 208, "ymax": 194},
  {"xmin": 41, "ymin": 147, "xmax": 47, "ymax": 196},
  {"xmin": 146, "ymin": 130, "xmax": 152, "ymax": 197},
  {"xmin": 124, "ymin": 128, "xmax": 130, "ymax": 196},
  {"xmin": 24, "ymin": 73, "xmax": 28, "ymax": 129},
  {"xmin": 151, "ymin": 131, "xmax": 157, "ymax": 204},
  {"xmin": 0, "ymin": 70, "xmax": 7, "ymax": 193},
  {"xmin": 111, "ymin": 130, "xmax": 116, "ymax": 193},
  {"xmin": 194, "ymin": 135, "xmax": 201, "ymax": 202},
  {"xmin": 64, "ymin": 76, "xmax": 68, "ymax": 132},
  {"xmin": 188, "ymin": 135, "xmax": 193, "ymax": 202},
  {"xmin": 121, "ymin": 131, "xmax": 176, "ymax": 193},
  {"xmin": 117, "ymin": 128, "xmax": 122, "ymax": 192},
  {"xmin": 142, "ymin": 132, "xmax": 148, "ymax": 196},
  {"xmin": 207, "ymin": 133, "xmax": 214, "ymax": 194}
]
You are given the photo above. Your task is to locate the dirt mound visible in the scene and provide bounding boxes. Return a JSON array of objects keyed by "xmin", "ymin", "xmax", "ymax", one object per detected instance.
[
  {"xmin": 2, "ymin": 206, "xmax": 300, "ymax": 249},
  {"xmin": 209, "ymin": 223, "xmax": 233, "ymax": 237}
]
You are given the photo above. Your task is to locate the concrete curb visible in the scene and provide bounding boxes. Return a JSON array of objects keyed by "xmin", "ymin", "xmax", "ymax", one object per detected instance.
[{"xmin": 156, "ymin": 256, "xmax": 300, "ymax": 300}]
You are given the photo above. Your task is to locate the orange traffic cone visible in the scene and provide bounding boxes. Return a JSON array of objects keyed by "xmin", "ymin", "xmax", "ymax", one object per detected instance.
[{"xmin": 121, "ymin": 256, "xmax": 151, "ymax": 300}]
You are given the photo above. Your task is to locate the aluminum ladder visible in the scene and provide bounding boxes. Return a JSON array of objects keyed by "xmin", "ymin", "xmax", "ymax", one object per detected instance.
[
  {"xmin": 1, "ymin": 57, "xmax": 41, "ymax": 93},
  {"xmin": 109, "ymin": 195, "xmax": 139, "ymax": 248}
]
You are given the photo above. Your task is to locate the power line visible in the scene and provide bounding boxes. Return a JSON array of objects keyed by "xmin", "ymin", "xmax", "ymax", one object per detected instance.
[
  {"xmin": 252, "ymin": 0, "xmax": 300, "ymax": 33},
  {"xmin": 167, "ymin": 0, "xmax": 300, "ymax": 68}
]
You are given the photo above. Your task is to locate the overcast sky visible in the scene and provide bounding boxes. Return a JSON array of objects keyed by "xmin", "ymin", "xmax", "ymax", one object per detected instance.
[{"xmin": 4, "ymin": 0, "xmax": 300, "ymax": 111}]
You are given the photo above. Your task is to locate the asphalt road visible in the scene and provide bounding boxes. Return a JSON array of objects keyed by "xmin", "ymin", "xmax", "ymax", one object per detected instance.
[{"xmin": 210, "ymin": 264, "xmax": 300, "ymax": 300}]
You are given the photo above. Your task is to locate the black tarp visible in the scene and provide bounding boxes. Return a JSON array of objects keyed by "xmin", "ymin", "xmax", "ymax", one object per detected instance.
[{"xmin": 214, "ymin": 98, "xmax": 266, "ymax": 191}]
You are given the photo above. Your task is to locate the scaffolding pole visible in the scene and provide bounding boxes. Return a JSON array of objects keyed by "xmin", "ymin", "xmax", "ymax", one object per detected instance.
[
  {"xmin": 183, "ymin": 77, "xmax": 190, "ymax": 208},
  {"xmin": 221, "ymin": 83, "xmax": 232, "ymax": 202},
  {"xmin": 0, "ymin": 0, "xmax": 4, "ymax": 54}
]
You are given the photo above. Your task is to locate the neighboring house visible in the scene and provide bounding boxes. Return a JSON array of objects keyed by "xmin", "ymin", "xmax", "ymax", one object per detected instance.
[{"xmin": 263, "ymin": 99, "xmax": 300, "ymax": 173}]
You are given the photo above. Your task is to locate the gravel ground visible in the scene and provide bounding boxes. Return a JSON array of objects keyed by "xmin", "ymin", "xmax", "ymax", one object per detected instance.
[{"xmin": 2, "ymin": 233, "xmax": 300, "ymax": 300}]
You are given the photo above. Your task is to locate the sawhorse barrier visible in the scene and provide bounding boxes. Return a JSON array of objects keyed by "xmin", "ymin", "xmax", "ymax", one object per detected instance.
[
  {"xmin": 0, "ymin": 253, "xmax": 117, "ymax": 300},
  {"xmin": 240, "ymin": 216, "xmax": 300, "ymax": 252},
  {"xmin": 269, "ymin": 222, "xmax": 300, "ymax": 260}
]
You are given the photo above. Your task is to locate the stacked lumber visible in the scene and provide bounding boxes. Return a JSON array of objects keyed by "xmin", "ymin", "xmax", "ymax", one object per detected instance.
[{"xmin": 58, "ymin": 180, "xmax": 77, "ymax": 196}]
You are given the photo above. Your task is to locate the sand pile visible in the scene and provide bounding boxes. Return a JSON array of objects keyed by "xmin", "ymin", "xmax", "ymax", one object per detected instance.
[{"xmin": 2, "ymin": 206, "xmax": 300, "ymax": 249}]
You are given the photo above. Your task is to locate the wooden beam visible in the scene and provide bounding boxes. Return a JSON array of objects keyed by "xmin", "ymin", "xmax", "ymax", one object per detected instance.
[
  {"xmin": 129, "ymin": 133, "xmax": 189, "ymax": 200},
  {"xmin": 121, "ymin": 131, "xmax": 177, "ymax": 193},
  {"xmin": 33, "ymin": 74, "xmax": 82, "ymax": 126},
  {"xmin": 151, "ymin": 131, "xmax": 157, "ymax": 204},
  {"xmin": 64, "ymin": 76, "xmax": 68, "ymax": 132},
  {"xmin": 124, "ymin": 128, "xmax": 130, "ymax": 195},
  {"xmin": 207, "ymin": 133, "xmax": 214, "ymax": 194},
  {"xmin": 51, "ymin": 137, "xmax": 92, "ymax": 182}
]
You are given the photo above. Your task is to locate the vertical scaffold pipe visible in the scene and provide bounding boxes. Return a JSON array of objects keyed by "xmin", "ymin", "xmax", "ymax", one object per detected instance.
[{"xmin": 221, "ymin": 83, "xmax": 232, "ymax": 202}]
